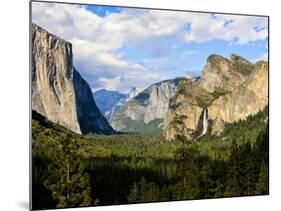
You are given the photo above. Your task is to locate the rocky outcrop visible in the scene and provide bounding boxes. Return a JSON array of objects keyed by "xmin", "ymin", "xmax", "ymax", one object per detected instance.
[
  {"xmin": 163, "ymin": 54, "xmax": 268, "ymax": 140},
  {"xmin": 125, "ymin": 87, "xmax": 144, "ymax": 102},
  {"xmin": 110, "ymin": 78, "xmax": 184, "ymax": 132},
  {"xmin": 32, "ymin": 23, "xmax": 114, "ymax": 134},
  {"xmin": 163, "ymin": 79, "xmax": 207, "ymax": 139},
  {"xmin": 199, "ymin": 54, "xmax": 253, "ymax": 92},
  {"xmin": 208, "ymin": 61, "xmax": 268, "ymax": 134}
]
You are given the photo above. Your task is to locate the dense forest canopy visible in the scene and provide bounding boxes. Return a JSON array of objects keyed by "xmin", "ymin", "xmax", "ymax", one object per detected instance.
[{"xmin": 32, "ymin": 106, "xmax": 269, "ymax": 209}]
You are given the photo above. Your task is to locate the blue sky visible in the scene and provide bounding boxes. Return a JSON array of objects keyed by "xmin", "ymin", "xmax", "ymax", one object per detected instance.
[
  {"xmin": 85, "ymin": 5, "xmax": 121, "ymax": 17},
  {"xmin": 32, "ymin": 2, "xmax": 268, "ymax": 93}
]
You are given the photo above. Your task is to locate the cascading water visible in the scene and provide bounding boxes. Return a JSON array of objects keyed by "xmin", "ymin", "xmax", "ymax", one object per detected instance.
[
  {"xmin": 202, "ymin": 108, "xmax": 208, "ymax": 135},
  {"xmin": 197, "ymin": 108, "xmax": 208, "ymax": 139}
]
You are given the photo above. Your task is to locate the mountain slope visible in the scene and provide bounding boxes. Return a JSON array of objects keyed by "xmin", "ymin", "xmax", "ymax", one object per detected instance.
[
  {"xmin": 110, "ymin": 78, "xmax": 186, "ymax": 133},
  {"xmin": 164, "ymin": 54, "xmax": 268, "ymax": 140},
  {"xmin": 208, "ymin": 61, "xmax": 268, "ymax": 134},
  {"xmin": 32, "ymin": 23, "xmax": 114, "ymax": 135},
  {"xmin": 125, "ymin": 87, "xmax": 144, "ymax": 102},
  {"xmin": 93, "ymin": 89, "xmax": 126, "ymax": 119}
]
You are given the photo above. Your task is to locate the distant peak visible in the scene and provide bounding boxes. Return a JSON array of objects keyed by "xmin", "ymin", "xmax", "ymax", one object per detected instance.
[
  {"xmin": 128, "ymin": 87, "xmax": 143, "ymax": 93},
  {"xmin": 125, "ymin": 87, "xmax": 144, "ymax": 102},
  {"xmin": 93, "ymin": 89, "xmax": 124, "ymax": 95}
]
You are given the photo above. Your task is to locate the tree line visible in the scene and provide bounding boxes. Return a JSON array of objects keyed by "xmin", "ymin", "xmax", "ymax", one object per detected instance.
[{"xmin": 32, "ymin": 108, "xmax": 268, "ymax": 209}]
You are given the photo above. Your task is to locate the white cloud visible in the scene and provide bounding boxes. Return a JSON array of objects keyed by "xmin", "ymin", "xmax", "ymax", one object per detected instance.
[
  {"xmin": 98, "ymin": 76, "xmax": 122, "ymax": 92},
  {"xmin": 93, "ymin": 72, "xmax": 163, "ymax": 93},
  {"xmin": 69, "ymin": 38, "xmax": 164, "ymax": 92},
  {"xmin": 32, "ymin": 2, "xmax": 268, "ymax": 92},
  {"xmin": 183, "ymin": 14, "xmax": 268, "ymax": 44},
  {"xmin": 32, "ymin": 3, "xmax": 268, "ymax": 50}
]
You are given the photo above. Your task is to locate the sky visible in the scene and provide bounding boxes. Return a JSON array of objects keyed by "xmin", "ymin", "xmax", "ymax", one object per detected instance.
[{"xmin": 32, "ymin": 2, "xmax": 268, "ymax": 93}]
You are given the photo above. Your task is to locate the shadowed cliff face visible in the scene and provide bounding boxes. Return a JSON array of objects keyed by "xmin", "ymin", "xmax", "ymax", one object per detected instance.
[
  {"xmin": 164, "ymin": 55, "xmax": 268, "ymax": 140},
  {"xmin": 32, "ymin": 23, "xmax": 114, "ymax": 135}
]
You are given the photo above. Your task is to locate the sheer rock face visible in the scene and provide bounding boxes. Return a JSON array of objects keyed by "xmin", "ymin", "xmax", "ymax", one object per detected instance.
[
  {"xmin": 163, "ymin": 54, "xmax": 268, "ymax": 140},
  {"xmin": 164, "ymin": 96, "xmax": 203, "ymax": 139},
  {"xmin": 163, "ymin": 79, "xmax": 206, "ymax": 139},
  {"xmin": 144, "ymin": 79, "xmax": 182, "ymax": 123},
  {"xmin": 208, "ymin": 61, "xmax": 268, "ymax": 134},
  {"xmin": 125, "ymin": 87, "xmax": 144, "ymax": 102},
  {"xmin": 199, "ymin": 54, "xmax": 253, "ymax": 92},
  {"xmin": 32, "ymin": 24, "xmax": 114, "ymax": 134},
  {"xmin": 110, "ymin": 78, "xmax": 183, "ymax": 132}
]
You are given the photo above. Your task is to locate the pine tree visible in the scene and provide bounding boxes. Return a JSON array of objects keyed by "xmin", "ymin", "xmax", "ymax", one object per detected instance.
[
  {"xmin": 256, "ymin": 160, "xmax": 269, "ymax": 195},
  {"xmin": 225, "ymin": 139, "xmax": 239, "ymax": 196},
  {"xmin": 174, "ymin": 145, "xmax": 200, "ymax": 199},
  {"xmin": 170, "ymin": 113, "xmax": 200, "ymax": 199},
  {"xmin": 127, "ymin": 183, "xmax": 139, "ymax": 203},
  {"xmin": 243, "ymin": 142, "xmax": 257, "ymax": 195},
  {"xmin": 43, "ymin": 134, "xmax": 92, "ymax": 208}
]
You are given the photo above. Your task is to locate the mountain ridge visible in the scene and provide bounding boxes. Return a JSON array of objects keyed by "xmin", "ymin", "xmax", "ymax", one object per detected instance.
[
  {"xmin": 163, "ymin": 54, "xmax": 268, "ymax": 140},
  {"xmin": 31, "ymin": 23, "xmax": 267, "ymax": 138},
  {"xmin": 93, "ymin": 89, "xmax": 126, "ymax": 120},
  {"xmin": 110, "ymin": 77, "xmax": 189, "ymax": 133}
]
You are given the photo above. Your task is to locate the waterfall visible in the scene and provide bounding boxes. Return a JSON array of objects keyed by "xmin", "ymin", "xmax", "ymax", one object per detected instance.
[
  {"xmin": 197, "ymin": 108, "xmax": 208, "ymax": 139},
  {"xmin": 202, "ymin": 108, "xmax": 208, "ymax": 135}
]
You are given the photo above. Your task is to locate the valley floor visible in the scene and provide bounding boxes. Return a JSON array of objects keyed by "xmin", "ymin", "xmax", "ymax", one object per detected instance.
[{"xmin": 31, "ymin": 107, "xmax": 269, "ymax": 210}]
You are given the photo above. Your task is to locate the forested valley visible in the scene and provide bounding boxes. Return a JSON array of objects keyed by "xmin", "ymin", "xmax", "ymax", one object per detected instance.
[{"xmin": 32, "ymin": 106, "xmax": 269, "ymax": 209}]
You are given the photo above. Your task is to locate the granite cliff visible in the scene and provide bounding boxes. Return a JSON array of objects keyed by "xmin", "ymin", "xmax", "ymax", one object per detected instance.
[
  {"xmin": 110, "ymin": 78, "xmax": 186, "ymax": 133},
  {"xmin": 163, "ymin": 54, "xmax": 268, "ymax": 140},
  {"xmin": 199, "ymin": 54, "xmax": 254, "ymax": 92},
  {"xmin": 32, "ymin": 23, "xmax": 114, "ymax": 135}
]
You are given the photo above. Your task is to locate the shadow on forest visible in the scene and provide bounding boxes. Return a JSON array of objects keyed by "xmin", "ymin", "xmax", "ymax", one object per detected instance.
[{"xmin": 87, "ymin": 156, "xmax": 175, "ymax": 205}]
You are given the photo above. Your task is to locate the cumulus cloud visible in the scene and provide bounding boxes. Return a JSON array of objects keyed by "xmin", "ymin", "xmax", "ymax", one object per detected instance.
[
  {"xmin": 91, "ymin": 72, "xmax": 163, "ymax": 93},
  {"xmin": 183, "ymin": 14, "xmax": 268, "ymax": 44},
  {"xmin": 32, "ymin": 2, "xmax": 268, "ymax": 92},
  {"xmin": 68, "ymin": 38, "xmax": 164, "ymax": 93}
]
